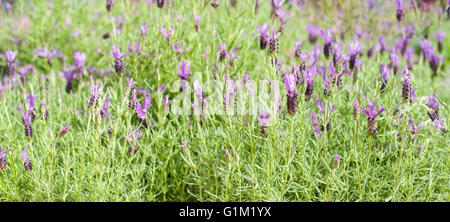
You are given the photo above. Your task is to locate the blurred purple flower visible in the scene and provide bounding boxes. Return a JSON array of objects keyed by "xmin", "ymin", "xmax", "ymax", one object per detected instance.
[
  {"xmin": 111, "ymin": 45, "xmax": 127, "ymax": 75},
  {"xmin": 320, "ymin": 29, "xmax": 334, "ymax": 59},
  {"xmin": 58, "ymin": 125, "xmax": 72, "ymax": 139},
  {"xmin": 0, "ymin": 145, "xmax": 11, "ymax": 171},
  {"xmin": 256, "ymin": 24, "xmax": 270, "ymax": 49},
  {"xmin": 160, "ymin": 26, "xmax": 174, "ymax": 44},
  {"xmin": 101, "ymin": 94, "xmax": 111, "ymax": 119},
  {"xmin": 434, "ymin": 30, "xmax": 446, "ymax": 53},
  {"xmin": 20, "ymin": 149, "xmax": 33, "ymax": 171},
  {"xmin": 173, "ymin": 41, "xmax": 192, "ymax": 59},
  {"xmin": 136, "ymin": 95, "xmax": 152, "ymax": 127},
  {"xmin": 5, "ymin": 50, "xmax": 18, "ymax": 75},
  {"xmin": 88, "ymin": 82, "xmax": 104, "ymax": 109},
  {"xmin": 307, "ymin": 24, "xmax": 320, "ymax": 44},
  {"xmin": 409, "ymin": 119, "xmax": 425, "ymax": 134},
  {"xmin": 141, "ymin": 22, "xmax": 149, "ymax": 39}
]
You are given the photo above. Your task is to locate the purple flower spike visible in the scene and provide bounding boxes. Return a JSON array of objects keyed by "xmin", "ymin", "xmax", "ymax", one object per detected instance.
[
  {"xmin": 311, "ymin": 112, "xmax": 322, "ymax": 138},
  {"xmin": 268, "ymin": 26, "xmax": 281, "ymax": 55},
  {"xmin": 389, "ymin": 52, "xmax": 399, "ymax": 75},
  {"xmin": 426, "ymin": 93, "xmax": 441, "ymax": 112},
  {"xmin": 320, "ymin": 29, "xmax": 334, "ymax": 59},
  {"xmin": 173, "ymin": 41, "xmax": 192, "ymax": 59},
  {"xmin": 136, "ymin": 95, "xmax": 152, "ymax": 127},
  {"xmin": 304, "ymin": 68, "xmax": 315, "ymax": 101},
  {"xmin": 349, "ymin": 40, "xmax": 361, "ymax": 70},
  {"xmin": 178, "ymin": 60, "xmax": 192, "ymax": 81},
  {"xmin": 194, "ymin": 15, "xmax": 202, "ymax": 32},
  {"xmin": 258, "ymin": 111, "xmax": 271, "ymax": 136},
  {"xmin": 353, "ymin": 98, "xmax": 360, "ymax": 118},
  {"xmin": 409, "ymin": 119, "xmax": 425, "ymax": 134},
  {"xmin": 5, "ymin": 50, "xmax": 18, "ymax": 75},
  {"xmin": 307, "ymin": 24, "xmax": 320, "ymax": 43},
  {"xmin": 228, "ymin": 47, "xmax": 240, "ymax": 66},
  {"xmin": 58, "ymin": 125, "xmax": 72, "ymax": 139},
  {"xmin": 101, "ymin": 94, "xmax": 111, "ymax": 119},
  {"xmin": 433, "ymin": 119, "xmax": 447, "ymax": 134},
  {"xmin": 396, "ymin": 0, "xmax": 405, "ymax": 22},
  {"xmin": 160, "ymin": 26, "xmax": 174, "ymax": 44},
  {"xmin": 20, "ymin": 149, "xmax": 33, "ymax": 171},
  {"xmin": 256, "ymin": 24, "xmax": 271, "ymax": 49},
  {"xmin": 334, "ymin": 154, "xmax": 341, "ymax": 169},
  {"xmin": 141, "ymin": 22, "xmax": 149, "ymax": 39},
  {"xmin": 428, "ymin": 52, "xmax": 443, "ymax": 77},
  {"xmin": 285, "ymin": 74, "xmax": 298, "ymax": 116},
  {"xmin": 18, "ymin": 105, "xmax": 33, "ymax": 139},
  {"xmin": 380, "ymin": 64, "xmax": 390, "ymax": 93},
  {"xmin": 360, "ymin": 99, "xmax": 385, "ymax": 135},
  {"xmin": 402, "ymin": 70, "xmax": 412, "ymax": 101},
  {"xmin": 0, "ymin": 145, "xmax": 11, "ymax": 171},
  {"xmin": 434, "ymin": 30, "xmax": 446, "ymax": 53},
  {"xmin": 124, "ymin": 127, "xmax": 143, "ymax": 155},
  {"xmin": 88, "ymin": 82, "xmax": 104, "ymax": 109},
  {"xmin": 162, "ymin": 95, "xmax": 172, "ymax": 114},
  {"xmin": 426, "ymin": 93, "xmax": 441, "ymax": 122},
  {"xmin": 294, "ymin": 41, "xmax": 303, "ymax": 58},
  {"xmin": 218, "ymin": 43, "xmax": 229, "ymax": 62},
  {"xmin": 74, "ymin": 52, "xmax": 86, "ymax": 71},
  {"xmin": 64, "ymin": 70, "xmax": 75, "ymax": 94},
  {"xmin": 111, "ymin": 46, "xmax": 127, "ymax": 75}
]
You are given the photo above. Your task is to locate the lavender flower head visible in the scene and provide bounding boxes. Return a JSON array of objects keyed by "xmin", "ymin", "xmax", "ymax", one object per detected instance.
[
  {"xmin": 160, "ymin": 26, "xmax": 174, "ymax": 44},
  {"xmin": 256, "ymin": 24, "xmax": 270, "ymax": 49},
  {"xmin": 194, "ymin": 15, "xmax": 202, "ymax": 32},
  {"xmin": 64, "ymin": 70, "xmax": 75, "ymax": 93},
  {"xmin": 101, "ymin": 94, "xmax": 111, "ymax": 119},
  {"xmin": 228, "ymin": 47, "xmax": 240, "ymax": 66},
  {"xmin": 389, "ymin": 51, "xmax": 399, "ymax": 75},
  {"xmin": 396, "ymin": 0, "xmax": 405, "ymax": 22},
  {"xmin": 218, "ymin": 43, "xmax": 229, "ymax": 62},
  {"xmin": 173, "ymin": 41, "xmax": 192, "ymax": 59},
  {"xmin": 88, "ymin": 82, "xmax": 104, "ymax": 109},
  {"xmin": 380, "ymin": 64, "xmax": 390, "ymax": 93},
  {"xmin": 409, "ymin": 119, "xmax": 425, "ymax": 134},
  {"xmin": 294, "ymin": 41, "xmax": 303, "ymax": 58},
  {"xmin": 258, "ymin": 111, "xmax": 271, "ymax": 136},
  {"xmin": 58, "ymin": 125, "xmax": 72, "ymax": 139},
  {"xmin": 304, "ymin": 67, "xmax": 315, "ymax": 101},
  {"xmin": 349, "ymin": 40, "xmax": 361, "ymax": 70},
  {"xmin": 428, "ymin": 52, "xmax": 443, "ymax": 77},
  {"xmin": 136, "ymin": 95, "xmax": 152, "ymax": 127},
  {"xmin": 402, "ymin": 70, "xmax": 412, "ymax": 102},
  {"xmin": 284, "ymin": 74, "xmax": 298, "ymax": 116},
  {"xmin": 141, "ymin": 22, "xmax": 149, "ymax": 39},
  {"xmin": 434, "ymin": 30, "xmax": 446, "ymax": 53},
  {"xmin": 162, "ymin": 95, "xmax": 172, "ymax": 114},
  {"xmin": 106, "ymin": 0, "xmax": 114, "ymax": 12},
  {"xmin": 360, "ymin": 99, "xmax": 385, "ymax": 135},
  {"xmin": 111, "ymin": 45, "xmax": 127, "ymax": 75},
  {"xmin": 124, "ymin": 127, "xmax": 143, "ymax": 155},
  {"xmin": 268, "ymin": 26, "xmax": 281, "ymax": 55},
  {"xmin": 5, "ymin": 50, "xmax": 18, "ymax": 75},
  {"xmin": 353, "ymin": 98, "xmax": 360, "ymax": 119},
  {"xmin": 0, "ymin": 146, "xmax": 11, "ymax": 171},
  {"xmin": 74, "ymin": 52, "xmax": 86, "ymax": 71},
  {"xmin": 18, "ymin": 105, "xmax": 33, "ymax": 139},
  {"xmin": 426, "ymin": 93, "xmax": 441, "ymax": 121},
  {"xmin": 277, "ymin": 10, "xmax": 291, "ymax": 34},
  {"xmin": 178, "ymin": 60, "xmax": 192, "ymax": 82},
  {"xmin": 307, "ymin": 24, "xmax": 320, "ymax": 43},
  {"xmin": 320, "ymin": 29, "xmax": 334, "ymax": 59},
  {"xmin": 20, "ymin": 149, "xmax": 32, "ymax": 171},
  {"xmin": 333, "ymin": 154, "xmax": 341, "ymax": 169}
]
